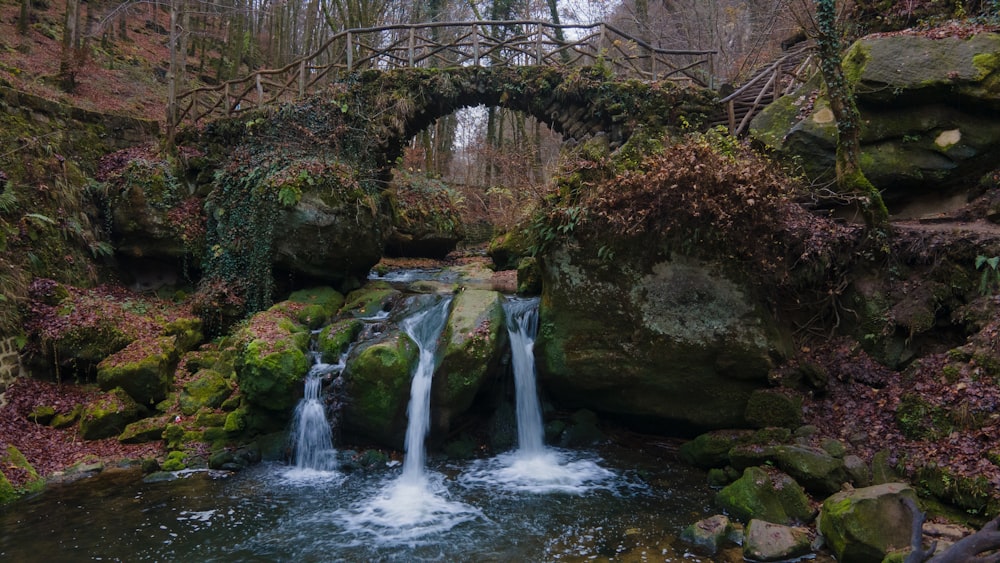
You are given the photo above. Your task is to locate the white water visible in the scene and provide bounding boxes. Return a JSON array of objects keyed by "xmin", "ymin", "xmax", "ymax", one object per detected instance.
[
  {"xmin": 336, "ymin": 296, "xmax": 481, "ymax": 543},
  {"xmin": 284, "ymin": 350, "xmax": 346, "ymax": 482},
  {"xmin": 459, "ymin": 297, "xmax": 614, "ymax": 494},
  {"xmin": 505, "ymin": 297, "xmax": 545, "ymax": 454},
  {"xmin": 400, "ymin": 297, "xmax": 452, "ymax": 481}
]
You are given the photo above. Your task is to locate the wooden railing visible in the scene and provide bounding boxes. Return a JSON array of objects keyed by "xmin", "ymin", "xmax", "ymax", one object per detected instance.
[
  {"xmin": 718, "ymin": 42, "xmax": 816, "ymax": 136},
  {"xmin": 170, "ymin": 20, "xmax": 716, "ymax": 135}
]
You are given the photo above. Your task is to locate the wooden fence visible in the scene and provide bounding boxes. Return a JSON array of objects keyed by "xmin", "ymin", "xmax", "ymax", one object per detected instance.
[{"xmin": 170, "ymin": 20, "xmax": 717, "ymax": 136}]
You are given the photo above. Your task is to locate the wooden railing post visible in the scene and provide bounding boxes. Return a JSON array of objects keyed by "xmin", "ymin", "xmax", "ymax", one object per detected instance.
[
  {"xmin": 536, "ymin": 22, "xmax": 543, "ymax": 64},
  {"xmin": 408, "ymin": 27, "xmax": 415, "ymax": 67},
  {"xmin": 473, "ymin": 24, "xmax": 480, "ymax": 65},
  {"xmin": 347, "ymin": 31, "xmax": 353, "ymax": 72},
  {"xmin": 256, "ymin": 73, "xmax": 263, "ymax": 106}
]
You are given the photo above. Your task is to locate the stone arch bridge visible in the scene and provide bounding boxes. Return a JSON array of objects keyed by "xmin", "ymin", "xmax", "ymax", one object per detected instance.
[{"xmin": 173, "ymin": 20, "xmax": 720, "ymax": 157}]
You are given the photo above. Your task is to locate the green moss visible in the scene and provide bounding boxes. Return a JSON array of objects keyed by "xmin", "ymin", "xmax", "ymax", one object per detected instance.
[
  {"xmin": 744, "ymin": 389, "xmax": 802, "ymax": 429},
  {"xmin": 436, "ymin": 290, "xmax": 504, "ymax": 418},
  {"xmin": 119, "ymin": 415, "xmax": 172, "ymax": 444},
  {"xmin": 715, "ymin": 465, "xmax": 814, "ymax": 525},
  {"xmin": 179, "ymin": 369, "xmax": 233, "ymax": 415},
  {"xmin": 678, "ymin": 430, "xmax": 755, "ymax": 469},
  {"xmin": 161, "ymin": 450, "xmax": 187, "ymax": 471},
  {"xmin": 343, "ymin": 332, "xmax": 419, "ymax": 444},
  {"xmin": 79, "ymin": 388, "xmax": 141, "ymax": 440},
  {"xmin": 97, "ymin": 336, "xmax": 179, "ymax": 406},
  {"xmin": 317, "ymin": 318, "xmax": 363, "ymax": 363},
  {"xmin": 342, "ymin": 283, "xmax": 399, "ymax": 318},
  {"xmin": 0, "ymin": 445, "xmax": 44, "ymax": 504}
]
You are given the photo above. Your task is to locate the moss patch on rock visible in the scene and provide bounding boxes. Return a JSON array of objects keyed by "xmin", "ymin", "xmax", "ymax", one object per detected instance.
[
  {"xmin": 97, "ymin": 335, "xmax": 180, "ymax": 406},
  {"xmin": 79, "ymin": 387, "xmax": 141, "ymax": 440}
]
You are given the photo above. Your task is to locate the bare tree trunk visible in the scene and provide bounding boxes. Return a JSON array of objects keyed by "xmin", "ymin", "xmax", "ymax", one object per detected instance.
[
  {"xmin": 59, "ymin": 0, "xmax": 81, "ymax": 92},
  {"xmin": 18, "ymin": 0, "xmax": 30, "ymax": 35}
]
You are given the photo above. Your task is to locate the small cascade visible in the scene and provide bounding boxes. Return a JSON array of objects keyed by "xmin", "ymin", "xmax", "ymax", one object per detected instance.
[
  {"xmin": 399, "ymin": 296, "xmax": 452, "ymax": 481},
  {"xmin": 504, "ymin": 297, "xmax": 544, "ymax": 455},
  {"xmin": 458, "ymin": 296, "xmax": 614, "ymax": 494},
  {"xmin": 335, "ymin": 295, "xmax": 481, "ymax": 544},
  {"xmin": 285, "ymin": 338, "xmax": 348, "ymax": 479}
]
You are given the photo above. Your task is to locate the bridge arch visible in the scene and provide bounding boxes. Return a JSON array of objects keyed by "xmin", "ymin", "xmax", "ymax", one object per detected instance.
[{"xmin": 342, "ymin": 65, "xmax": 716, "ymax": 168}]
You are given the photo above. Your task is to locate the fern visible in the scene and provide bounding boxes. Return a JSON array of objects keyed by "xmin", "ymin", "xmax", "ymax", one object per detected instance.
[
  {"xmin": 976, "ymin": 255, "xmax": 1000, "ymax": 296},
  {"xmin": 0, "ymin": 188, "xmax": 16, "ymax": 214}
]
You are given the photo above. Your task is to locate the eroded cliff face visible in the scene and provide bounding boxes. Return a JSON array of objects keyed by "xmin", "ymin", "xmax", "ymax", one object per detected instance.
[
  {"xmin": 752, "ymin": 32, "xmax": 1000, "ymax": 215},
  {"xmin": 536, "ymin": 238, "xmax": 788, "ymax": 433}
]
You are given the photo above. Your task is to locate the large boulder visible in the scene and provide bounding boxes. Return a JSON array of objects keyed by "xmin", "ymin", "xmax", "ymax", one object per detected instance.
[
  {"xmin": 752, "ymin": 32, "xmax": 1000, "ymax": 212},
  {"xmin": 97, "ymin": 336, "xmax": 180, "ymax": 406},
  {"xmin": 234, "ymin": 309, "xmax": 310, "ymax": 412},
  {"xmin": 271, "ymin": 188, "xmax": 390, "ymax": 287},
  {"xmin": 715, "ymin": 466, "xmax": 815, "ymax": 525},
  {"xmin": 79, "ymin": 387, "xmax": 141, "ymax": 440},
  {"xmin": 432, "ymin": 290, "xmax": 507, "ymax": 434},
  {"xmin": 818, "ymin": 482, "xmax": 917, "ymax": 563},
  {"xmin": 342, "ymin": 331, "xmax": 419, "ymax": 448},
  {"xmin": 384, "ymin": 172, "xmax": 463, "ymax": 258},
  {"xmin": 743, "ymin": 520, "xmax": 812, "ymax": 562},
  {"xmin": 537, "ymin": 246, "xmax": 784, "ymax": 430}
]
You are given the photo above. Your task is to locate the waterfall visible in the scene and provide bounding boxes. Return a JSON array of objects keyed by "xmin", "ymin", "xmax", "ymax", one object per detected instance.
[
  {"xmin": 287, "ymin": 346, "xmax": 346, "ymax": 474},
  {"xmin": 503, "ymin": 297, "xmax": 544, "ymax": 456},
  {"xmin": 400, "ymin": 296, "xmax": 453, "ymax": 482}
]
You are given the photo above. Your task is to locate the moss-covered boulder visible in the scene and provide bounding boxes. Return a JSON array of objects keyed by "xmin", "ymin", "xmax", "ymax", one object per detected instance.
[
  {"xmin": 538, "ymin": 247, "xmax": 784, "ymax": 429},
  {"xmin": 278, "ymin": 286, "xmax": 345, "ymax": 329},
  {"xmin": 679, "ymin": 429, "xmax": 755, "ymax": 469},
  {"xmin": 744, "ymin": 389, "xmax": 802, "ymax": 429},
  {"xmin": 164, "ymin": 317, "xmax": 204, "ymax": 352},
  {"xmin": 516, "ymin": 256, "xmax": 542, "ymax": 295},
  {"xmin": 119, "ymin": 415, "xmax": 172, "ymax": 444},
  {"xmin": 772, "ymin": 444, "xmax": 850, "ymax": 496},
  {"xmin": 0, "ymin": 445, "xmax": 45, "ymax": 504},
  {"xmin": 317, "ymin": 318, "xmax": 363, "ymax": 363},
  {"xmin": 342, "ymin": 331, "xmax": 419, "ymax": 448},
  {"xmin": 743, "ymin": 520, "xmax": 811, "ymax": 562},
  {"xmin": 488, "ymin": 228, "xmax": 532, "ymax": 270},
  {"xmin": 715, "ymin": 466, "xmax": 815, "ymax": 525},
  {"xmin": 751, "ymin": 32, "xmax": 1000, "ymax": 212},
  {"xmin": 818, "ymin": 483, "xmax": 917, "ymax": 563},
  {"xmin": 179, "ymin": 369, "xmax": 233, "ymax": 415},
  {"xmin": 433, "ymin": 290, "xmax": 506, "ymax": 433},
  {"xmin": 234, "ymin": 309, "xmax": 310, "ymax": 412},
  {"xmin": 97, "ymin": 336, "xmax": 180, "ymax": 406},
  {"xmin": 385, "ymin": 172, "xmax": 464, "ymax": 258},
  {"xmin": 79, "ymin": 387, "xmax": 141, "ymax": 440},
  {"xmin": 342, "ymin": 282, "xmax": 401, "ymax": 318}
]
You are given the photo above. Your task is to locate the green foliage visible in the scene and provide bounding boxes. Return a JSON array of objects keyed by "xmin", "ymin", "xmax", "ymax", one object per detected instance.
[{"xmin": 975, "ymin": 254, "xmax": 1000, "ymax": 295}]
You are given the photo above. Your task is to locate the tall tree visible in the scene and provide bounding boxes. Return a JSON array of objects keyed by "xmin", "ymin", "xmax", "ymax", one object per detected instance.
[{"xmin": 812, "ymin": 0, "xmax": 888, "ymax": 229}]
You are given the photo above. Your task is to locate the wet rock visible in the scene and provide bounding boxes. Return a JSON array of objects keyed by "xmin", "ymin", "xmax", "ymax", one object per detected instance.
[
  {"xmin": 234, "ymin": 309, "xmax": 310, "ymax": 412},
  {"xmin": 715, "ymin": 466, "xmax": 815, "ymax": 525},
  {"xmin": 342, "ymin": 282, "xmax": 401, "ymax": 318},
  {"xmin": 818, "ymin": 482, "xmax": 917, "ymax": 563},
  {"xmin": 316, "ymin": 318, "xmax": 363, "ymax": 363},
  {"xmin": 743, "ymin": 519, "xmax": 811, "ymax": 561},
  {"xmin": 433, "ymin": 289, "xmax": 506, "ymax": 434},
  {"xmin": 342, "ymin": 331, "xmax": 419, "ymax": 448},
  {"xmin": 678, "ymin": 430, "xmax": 755, "ymax": 469},
  {"xmin": 680, "ymin": 514, "xmax": 733, "ymax": 553}
]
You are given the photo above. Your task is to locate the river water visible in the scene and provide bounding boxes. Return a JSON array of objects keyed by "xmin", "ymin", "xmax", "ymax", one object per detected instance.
[
  {"xmin": 0, "ymin": 440, "xmax": 719, "ymax": 562},
  {"xmin": 1, "ymin": 269, "xmax": 728, "ymax": 561}
]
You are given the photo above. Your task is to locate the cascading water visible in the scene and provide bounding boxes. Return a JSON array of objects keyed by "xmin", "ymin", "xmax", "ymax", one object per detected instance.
[
  {"xmin": 284, "ymin": 340, "xmax": 348, "ymax": 480},
  {"xmin": 399, "ymin": 297, "xmax": 452, "ymax": 481},
  {"xmin": 336, "ymin": 296, "xmax": 480, "ymax": 544},
  {"xmin": 459, "ymin": 296, "xmax": 614, "ymax": 494},
  {"xmin": 504, "ymin": 297, "xmax": 545, "ymax": 455}
]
